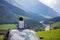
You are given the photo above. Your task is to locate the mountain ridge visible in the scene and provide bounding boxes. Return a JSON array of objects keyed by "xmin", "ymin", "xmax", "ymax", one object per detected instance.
[{"xmin": 0, "ymin": 0, "xmax": 47, "ymax": 24}]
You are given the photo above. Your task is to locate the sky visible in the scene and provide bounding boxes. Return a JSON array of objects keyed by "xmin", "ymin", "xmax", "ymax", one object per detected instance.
[
  {"xmin": 5, "ymin": 0, "xmax": 38, "ymax": 10},
  {"xmin": 38, "ymin": 0, "xmax": 60, "ymax": 14},
  {"xmin": 6, "ymin": 0, "xmax": 60, "ymax": 15}
]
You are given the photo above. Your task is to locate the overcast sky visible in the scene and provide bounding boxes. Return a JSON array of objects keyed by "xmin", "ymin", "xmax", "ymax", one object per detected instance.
[
  {"xmin": 6, "ymin": 0, "xmax": 60, "ymax": 15},
  {"xmin": 38, "ymin": 0, "xmax": 60, "ymax": 14}
]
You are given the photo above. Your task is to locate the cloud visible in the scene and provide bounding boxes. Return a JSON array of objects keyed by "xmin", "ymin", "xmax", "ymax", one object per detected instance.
[{"xmin": 38, "ymin": 0, "xmax": 60, "ymax": 15}]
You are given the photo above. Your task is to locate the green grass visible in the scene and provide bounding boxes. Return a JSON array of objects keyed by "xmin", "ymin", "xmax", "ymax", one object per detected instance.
[
  {"xmin": 0, "ymin": 24, "xmax": 16, "ymax": 30},
  {"xmin": 0, "ymin": 24, "xmax": 60, "ymax": 40},
  {"xmin": 0, "ymin": 24, "xmax": 16, "ymax": 40},
  {"xmin": 36, "ymin": 29, "xmax": 60, "ymax": 40},
  {"xmin": 51, "ymin": 22, "xmax": 60, "ymax": 29},
  {"xmin": 0, "ymin": 35, "xmax": 4, "ymax": 40},
  {"xmin": 52, "ymin": 22, "xmax": 60, "ymax": 27}
]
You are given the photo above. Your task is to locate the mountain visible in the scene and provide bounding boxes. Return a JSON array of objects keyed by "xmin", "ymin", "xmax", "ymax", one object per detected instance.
[
  {"xmin": 0, "ymin": 0, "xmax": 47, "ymax": 24},
  {"xmin": 50, "ymin": 16, "xmax": 60, "ymax": 22},
  {"xmin": 5, "ymin": 0, "xmax": 59, "ymax": 18},
  {"xmin": 44, "ymin": 16, "xmax": 60, "ymax": 24},
  {"xmin": 29, "ymin": 2, "xmax": 59, "ymax": 18},
  {"xmin": 0, "ymin": 0, "xmax": 60, "ymax": 31}
]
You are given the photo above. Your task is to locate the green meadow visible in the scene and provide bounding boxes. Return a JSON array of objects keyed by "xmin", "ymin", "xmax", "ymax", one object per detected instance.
[
  {"xmin": 0, "ymin": 24, "xmax": 16, "ymax": 30},
  {"xmin": 36, "ymin": 29, "xmax": 60, "ymax": 40},
  {"xmin": 0, "ymin": 24, "xmax": 60, "ymax": 40},
  {"xmin": 0, "ymin": 24, "xmax": 16, "ymax": 40},
  {"xmin": 36, "ymin": 22, "xmax": 60, "ymax": 40},
  {"xmin": 0, "ymin": 35, "xmax": 4, "ymax": 40}
]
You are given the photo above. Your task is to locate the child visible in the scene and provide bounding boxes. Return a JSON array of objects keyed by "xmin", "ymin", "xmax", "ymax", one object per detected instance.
[{"xmin": 17, "ymin": 16, "xmax": 25, "ymax": 30}]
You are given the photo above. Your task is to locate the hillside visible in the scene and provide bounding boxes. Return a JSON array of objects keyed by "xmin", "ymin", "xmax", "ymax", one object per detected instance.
[
  {"xmin": 37, "ymin": 29, "xmax": 60, "ymax": 40},
  {"xmin": 29, "ymin": 2, "xmax": 59, "ymax": 17},
  {"xmin": 0, "ymin": 0, "xmax": 46, "ymax": 24},
  {"xmin": 44, "ymin": 16, "xmax": 60, "ymax": 24},
  {"xmin": 0, "ymin": 0, "xmax": 60, "ymax": 31},
  {"xmin": 0, "ymin": 0, "xmax": 59, "ymax": 24},
  {"xmin": 5, "ymin": 0, "xmax": 59, "ymax": 18},
  {"xmin": 0, "ymin": 0, "xmax": 48, "ymax": 30},
  {"xmin": 51, "ymin": 22, "xmax": 60, "ymax": 30},
  {"xmin": 50, "ymin": 16, "xmax": 60, "ymax": 22}
]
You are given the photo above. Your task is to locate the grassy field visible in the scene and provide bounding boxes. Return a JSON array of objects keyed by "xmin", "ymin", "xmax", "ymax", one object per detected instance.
[
  {"xmin": 0, "ymin": 24, "xmax": 60, "ymax": 40},
  {"xmin": 0, "ymin": 24, "xmax": 16, "ymax": 30},
  {"xmin": 0, "ymin": 24, "xmax": 16, "ymax": 40},
  {"xmin": 51, "ymin": 22, "xmax": 60, "ymax": 29},
  {"xmin": 0, "ymin": 35, "xmax": 4, "ymax": 40},
  {"xmin": 36, "ymin": 29, "xmax": 60, "ymax": 40}
]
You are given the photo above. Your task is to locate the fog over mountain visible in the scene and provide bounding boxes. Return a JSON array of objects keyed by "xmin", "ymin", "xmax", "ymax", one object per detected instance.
[
  {"xmin": 5, "ymin": 0, "xmax": 59, "ymax": 17},
  {"xmin": 0, "ymin": 0, "xmax": 59, "ymax": 24}
]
